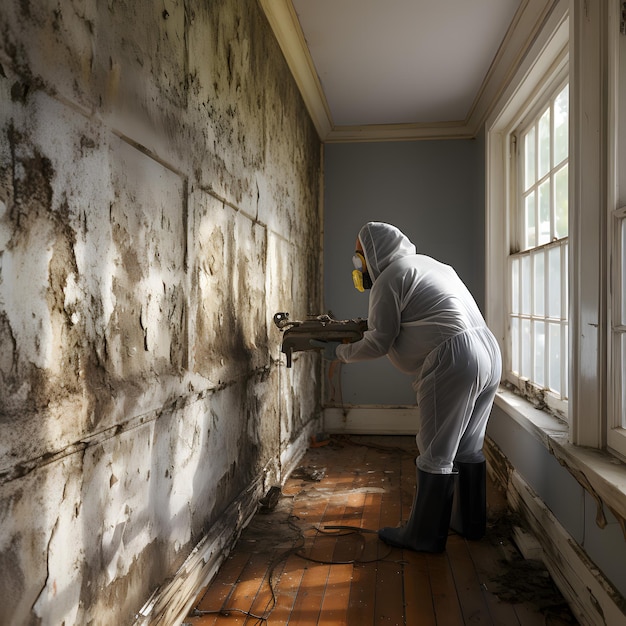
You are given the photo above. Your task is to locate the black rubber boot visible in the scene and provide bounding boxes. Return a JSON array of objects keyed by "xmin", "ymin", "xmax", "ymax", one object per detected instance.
[
  {"xmin": 450, "ymin": 460, "xmax": 487, "ymax": 540},
  {"xmin": 378, "ymin": 468, "xmax": 455, "ymax": 553}
]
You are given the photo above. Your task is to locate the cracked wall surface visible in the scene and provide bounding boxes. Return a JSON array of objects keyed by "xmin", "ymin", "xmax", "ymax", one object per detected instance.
[{"xmin": 0, "ymin": 1, "xmax": 322, "ymax": 624}]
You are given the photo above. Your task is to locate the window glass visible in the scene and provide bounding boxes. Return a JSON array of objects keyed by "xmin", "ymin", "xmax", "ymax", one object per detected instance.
[
  {"xmin": 548, "ymin": 246, "xmax": 561, "ymax": 317},
  {"xmin": 621, "ymin": 333, "xmax": 626, "ymax": 429},
  {"xmin": 555, "ymin": 164, "xmax": 568, "ymax": 238},
  {"xmin": 521, "ymin": 255, "xmax": 531, "ymax": 315},
  {"xmin": 534, "ymin": 251, "xmax": 545, "ymax": 316},
  {"xmin": 622, "ymin": 218, "xmax": 626, "ymax": 325},
  {"xmin": 538, "ymin": 108, "xmax": 551, "ymax": 179},
  {"xmin": 524, "ymin": 192, "xmax": 536, "ymax": 249},
  {"xmin": 511, "ymin": 317, "xmax": 519, "ymax": 375},
  {"xmin": 554, "ymin": 84, "xmax": 569, "ymax": 165},
  {"xmin": 548, "ymin": 321, "xmax": 561, "ymax": 394},
  {"xmin": 524, "ymin": 128, "xmax": 536, "ymax": 190},
  {"xmin": 509, "ymin": 79, "xmax": 569, "ymax": 415},
  {"xmin": 511, "ymin": 257, "xmax": 519, "ymax": 313},
  {"xmin": 534, "ymin": 320, "xmax": 545, "ymax": 387},
  {"xmin": 521, "ymin": 318, "xmax": 532, "ymax": 378},
  {"xmin": 538, "ymin": 180, "xmax": 551, "ymax": 245}
]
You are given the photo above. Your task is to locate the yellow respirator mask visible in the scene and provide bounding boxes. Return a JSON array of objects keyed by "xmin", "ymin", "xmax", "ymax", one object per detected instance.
[{"xmin": 352, "ymin": 252, "xmax": 372, "ymax": 292}]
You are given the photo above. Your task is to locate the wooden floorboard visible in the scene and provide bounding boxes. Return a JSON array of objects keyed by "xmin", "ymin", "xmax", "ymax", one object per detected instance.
[{"xmin": 184, "ymin": 435, "xmax": 579, "ymax": 626}]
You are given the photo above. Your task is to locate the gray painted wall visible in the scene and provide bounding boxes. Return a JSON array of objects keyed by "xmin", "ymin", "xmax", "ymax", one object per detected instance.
[{"xmin": 323, "ymin": 138, "xmax": 485, "ymax": 406}]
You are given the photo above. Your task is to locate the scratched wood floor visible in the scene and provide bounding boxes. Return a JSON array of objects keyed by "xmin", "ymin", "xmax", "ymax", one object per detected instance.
[{"xmin": 183, "ymin": 436, "xmax": 578, "ymax": 626}]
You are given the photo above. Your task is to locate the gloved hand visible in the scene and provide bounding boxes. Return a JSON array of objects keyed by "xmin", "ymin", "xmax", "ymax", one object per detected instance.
[{"xmin": 309, "ymin": 339, "xmax": 341, "ymax": 361}]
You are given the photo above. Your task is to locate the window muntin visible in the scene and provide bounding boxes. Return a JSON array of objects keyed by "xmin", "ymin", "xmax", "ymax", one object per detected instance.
[{"xmin": 509, "ymin": 81, "xmax": 569, "ymax": 418}]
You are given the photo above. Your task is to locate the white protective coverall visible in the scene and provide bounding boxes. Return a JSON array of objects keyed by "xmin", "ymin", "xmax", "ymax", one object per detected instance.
[{"xmin": 336, "ymin": 222, "xmax": 502, "ymax": 474}]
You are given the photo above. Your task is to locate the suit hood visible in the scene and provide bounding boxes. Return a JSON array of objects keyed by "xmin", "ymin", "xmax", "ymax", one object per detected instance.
[{"xmin": 358, "ymin": 222, "xmax": 417, "ymax": 281}]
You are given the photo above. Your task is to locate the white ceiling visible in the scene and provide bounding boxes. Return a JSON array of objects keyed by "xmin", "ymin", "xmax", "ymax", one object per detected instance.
[{"xmin": 260, "ymin": 0, "xmax": 524, "ymax": 141}]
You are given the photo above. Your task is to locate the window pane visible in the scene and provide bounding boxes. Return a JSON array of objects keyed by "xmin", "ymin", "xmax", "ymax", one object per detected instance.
[
  {"xmin": 521, "ymin": 255, "xmax": 531, "ymax": 315},
  {"xmin": 534, "ymin": 321, "xmax": 545, "ymax": 386},
  {"xmin": 538, "ymin": 108, "xmax": 551, "ymax": 178},
  {"xmin": 548, "ymin": 321, "xmax": 561, "ymax": 394},
  {"xmin": 561, "ymin": 242, "xmax": 569, "ymax": 308},
  {"xmin": 524, "ymin": 128, "xmax": 536, "ymax": 190},
  {"xmin": 622, "ymin": 219, "xmax": 626, "ymax": 324},
  {"xmin": 524, "ymin": 192, "xmax": 536, "ymax": 249},
  {"xmin": 561, "ymin": 324, "xmax": 569, "ymax": 399},
  {"xmin": 621, "ymin": 334, "xmax": 626, "ymax": 428},
  {"xmin": 538, "ymin": 180, "xmax": 551, "ymax": 245},
  {"xmin": 534, "ymin": 250, "xmax": 545, "ymax": 316},
  {"xmin": 554, "ymin": 164, "xmax": 568, "ymax": 239},
  {"xmin": 522, "ymin": 319, "xmax": 532, "ymax": 378},
  {"xmin": 548, "ymin": 246, "xmax": 561, "ymax": 318},
  {"xmin": 511, "ymin": 258, "xmax": 520, "ymax": 313},
  {"xmin": 511, "ymin": 317, "xmax": 519, "ymax": 375},
  {"xmin": 554, "ymin": 84, "xmax": 569, "ymax": 165}
]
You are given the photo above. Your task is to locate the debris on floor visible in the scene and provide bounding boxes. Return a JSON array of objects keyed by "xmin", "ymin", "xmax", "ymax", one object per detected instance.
[{"xmin": 291, "ymin": 465, "xmax": 326, "ymax": 481}]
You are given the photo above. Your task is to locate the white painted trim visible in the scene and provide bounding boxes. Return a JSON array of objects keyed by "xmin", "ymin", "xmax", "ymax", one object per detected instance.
[
  {"xmin": 323, "ymin": 406, "xmax": 419, "ymax": 435},
  {"xmin": 485, "ymin": 129, "xmax": 509, "ymax": 349},
  {"xmin": 504, "ymin": 468, "xmax": 626, "ymax": 625},
  {"xmin": 324, "ymin": 122, "xmax": 472, "ymax": 143},
  {"xmin": 258, "ymin": 0, "xmax": 332, "ymax": 139},
  {"xmin": 607, "ymin": 0, "xmax": 626, "ymax": 459},
  {"xmin": 495, "ymin": 388, "xmax": 626, "ymax": 528},
  {"xmin": 279, "ymin": 419, "xmax": 320, "ymax": 480},
  {"xmin": 466, "ymin": 0, "xmax": 565, "ymax": 136},
  {"xmin": 134, "ymin": 432, "xmax": 313, "ymax": 626},
  {"xmin": 134, "ymin": 475, "xmax": 263, "ymax": 626},
  {"xmin": 568, "ymin": 0, "xmax": 607, "ymax": 448}
]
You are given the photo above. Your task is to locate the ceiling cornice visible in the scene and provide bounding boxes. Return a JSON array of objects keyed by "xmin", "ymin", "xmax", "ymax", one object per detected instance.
[
  {"xmin": 259, "ymin": 0, "xmax": 332, "ymax": 138},
  {"xmin": 260, "ymin": 0, "xmax": 558, "ymax": 143}
]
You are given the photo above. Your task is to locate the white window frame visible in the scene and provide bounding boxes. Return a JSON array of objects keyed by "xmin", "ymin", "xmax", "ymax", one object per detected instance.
[
  {"xmin": 486, "ymin": 7, "xmax": 570, "ymax": 416},
  {"xmin": 507, "ymin": 73, "xmax": 570, "ymax": 419},
  {"xmin": 607, "ymin": 0, "xmax": 626, "ymax": 458},
  {"xmin": 487, "ymin": 0, "xmax": 612, "ymax": 453}
]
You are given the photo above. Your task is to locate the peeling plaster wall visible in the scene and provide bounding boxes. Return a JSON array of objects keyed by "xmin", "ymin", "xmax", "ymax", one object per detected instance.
[{"xmin": 0, "ymin": 1, "xmax": 322, "ymax": 624}]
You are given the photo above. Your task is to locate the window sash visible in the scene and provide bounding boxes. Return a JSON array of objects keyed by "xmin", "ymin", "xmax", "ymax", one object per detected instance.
[
  {"xmin": 516, "ymin": 81, "xmax": 570, "ymax": 252},
  {"xmin": 507, "ymin": 78, "xmax": 569, "ymax": 420},
  {"xmin": 508, "ymin": 240, "xmax": 568, "ymax": 417}
]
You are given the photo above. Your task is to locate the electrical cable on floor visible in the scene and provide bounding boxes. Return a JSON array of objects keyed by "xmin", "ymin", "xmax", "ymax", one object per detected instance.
[
  {"xmin": 322, "ymin": 524, "xmax": 379, "ymax": 533},
  {"xmin": 188, "ymin": 508, "xmax": 396, "ymax": 622},
  {"xmin": 294, "ymin": 523, "xmax": 394, "ymax": 564},
  {"xmin": 189, "ymin": 514, "xmax": 305, "ymax": 624},
  {"xmin": 190, "ymin": 606, "xmax": 267, "ymax": 622},
  {"xmin": 188, "ymin": 425, "xmax": 416, "ymax": 622}
]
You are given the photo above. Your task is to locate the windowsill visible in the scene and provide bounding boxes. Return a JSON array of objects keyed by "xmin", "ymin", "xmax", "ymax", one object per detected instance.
[{"xmin": 495, "ymin": 388, "xmax": 626, "ymax": 527}]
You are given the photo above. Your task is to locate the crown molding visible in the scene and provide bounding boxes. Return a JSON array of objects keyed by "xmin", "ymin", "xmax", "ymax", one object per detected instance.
[
  {"xmin": 259, "ymin": 0, "xmax": 332, "ymax": 138},
  {"xmin": 259, "ymin": 0, "xmax": 559, "ymax": 143},
  {"xmin": 325, "ymin": 121, "xmax": 473, "ymax": 143}
]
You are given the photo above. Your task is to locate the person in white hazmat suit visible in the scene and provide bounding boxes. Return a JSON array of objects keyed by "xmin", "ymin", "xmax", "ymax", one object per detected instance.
[{"xmin": 317, "ymin": 222, "xmax": 501, "ymax": 553}]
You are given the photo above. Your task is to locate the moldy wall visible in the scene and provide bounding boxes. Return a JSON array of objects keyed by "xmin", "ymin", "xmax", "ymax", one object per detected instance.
[{"xmin": 0, "ymin": 1, "xmax": 322, "ymax": 624}]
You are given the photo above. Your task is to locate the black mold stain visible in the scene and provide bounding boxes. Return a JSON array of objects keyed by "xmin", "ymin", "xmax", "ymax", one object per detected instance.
[
  {"xmin": 10, "ymin": 81, "xmax": 30, "ymax": 103},
  {"xmin": 6, "ymin": 127, "xmax": 53, "ymax": 234},
  {"xmin": 0, "ymin": 533, "xmax": 26, "ymax": 618}
]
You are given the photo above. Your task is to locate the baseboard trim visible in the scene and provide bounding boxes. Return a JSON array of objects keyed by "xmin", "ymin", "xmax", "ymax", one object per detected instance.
[
  {"xmin": 489, "ymin": 449, "xmax": 626, "ymax": 625},
  {"xmin": 134, "ymin": 428, "xmax": 314, "ymax": 626},
  {"xmin": 323, "ymin": 406, "xmax": 419, "ymax": 435}
]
